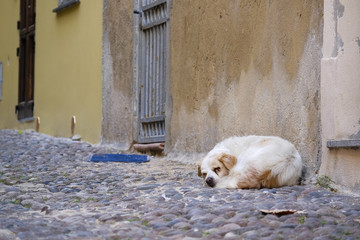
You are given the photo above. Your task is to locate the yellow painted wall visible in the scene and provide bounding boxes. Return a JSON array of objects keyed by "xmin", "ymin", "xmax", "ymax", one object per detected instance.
[{"xmin": 0, "ymin": 0, "xmax": 103, "ymax": 143}]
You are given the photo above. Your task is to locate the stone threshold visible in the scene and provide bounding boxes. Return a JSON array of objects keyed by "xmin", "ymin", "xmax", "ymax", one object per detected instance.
[{"xmin": 327, "ymin": 139, "xmax": 360, "ymax": 149}]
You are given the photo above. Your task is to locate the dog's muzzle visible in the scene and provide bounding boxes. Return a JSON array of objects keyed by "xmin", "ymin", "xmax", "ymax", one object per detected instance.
[{"xmin": 205, "ymin": 177, "xmax": 216, "ymax": 188}]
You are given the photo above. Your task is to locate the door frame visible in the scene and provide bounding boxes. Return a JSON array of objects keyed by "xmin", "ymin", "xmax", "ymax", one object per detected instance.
[{"xmin": 16, "ymin": 0, "xmax": 36, "ymax": 122}]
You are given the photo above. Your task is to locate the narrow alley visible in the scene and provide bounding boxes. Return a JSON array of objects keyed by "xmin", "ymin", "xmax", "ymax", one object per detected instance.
[{"xmin": 1, "ymin": 129, "xmax": 360, "ymax": 239}]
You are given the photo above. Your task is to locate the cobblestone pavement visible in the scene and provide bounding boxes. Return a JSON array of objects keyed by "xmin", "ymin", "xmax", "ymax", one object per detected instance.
[{"xmin": 1, "ymin": 129, "xmax": 360, "ymax": 240}]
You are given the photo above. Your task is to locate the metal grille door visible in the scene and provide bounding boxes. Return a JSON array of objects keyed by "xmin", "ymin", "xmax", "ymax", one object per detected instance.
[{"xmin": 138, "ymin": 0, "xmax": 168, "ymax": 143}]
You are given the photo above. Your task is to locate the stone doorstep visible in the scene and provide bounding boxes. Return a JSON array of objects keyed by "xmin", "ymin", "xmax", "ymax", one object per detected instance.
[
  {"xmin": 134, "ymin": 142, "xmax": 165, "ymax": 152},
  {"xmin": 326, "ymin": 139, "xmax": 360, "ymax": 149}
]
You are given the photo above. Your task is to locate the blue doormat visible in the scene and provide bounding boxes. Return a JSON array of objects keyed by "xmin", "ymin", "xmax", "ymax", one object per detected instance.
[{"xmin": 89, "ymin": 154, "xmax": 151, "ymax": 163}]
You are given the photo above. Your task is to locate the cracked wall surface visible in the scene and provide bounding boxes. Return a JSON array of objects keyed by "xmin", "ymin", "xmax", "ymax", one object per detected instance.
[{"xmin": 168, "ymin": 0, "xmax": 323, "ymax": 178}]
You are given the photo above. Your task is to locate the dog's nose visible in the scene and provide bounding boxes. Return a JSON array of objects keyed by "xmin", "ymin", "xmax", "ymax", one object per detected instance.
[{"xmin": 205, "ymin": 177, "xmax": 215, "ymax": 188}]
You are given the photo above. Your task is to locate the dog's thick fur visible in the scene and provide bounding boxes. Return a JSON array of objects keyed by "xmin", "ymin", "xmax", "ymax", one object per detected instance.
[{"xmin": 198, "ymin": 136, "xmax": 302, "ymax": 189}]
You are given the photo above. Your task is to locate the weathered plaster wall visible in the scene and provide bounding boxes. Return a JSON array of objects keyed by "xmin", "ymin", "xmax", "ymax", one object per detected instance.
[
  {"xmin": 320, "ymin": 0, "xmax": 360, "ymax": 192},
  {"xmin": 102, "ymin": 0, "xmax": 134, "ymax": 149},
  {"xmin": 168, "ymin": 0, "xmax": 323, "ymax": 176}
]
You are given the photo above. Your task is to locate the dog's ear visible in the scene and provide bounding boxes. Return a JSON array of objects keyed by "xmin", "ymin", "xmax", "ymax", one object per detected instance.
[
  {"xmin": 219, "ymin": 153, "xmax": 237, "ymax": 170},
  {"xmin": 197, "ymin": 158, "xmax": 203, "ymax": 177}
]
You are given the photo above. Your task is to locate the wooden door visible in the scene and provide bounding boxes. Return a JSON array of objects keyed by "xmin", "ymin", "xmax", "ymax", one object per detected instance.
[{"xmin": 16, "ymin": 0, "xmax": 36, "ymax": 121}]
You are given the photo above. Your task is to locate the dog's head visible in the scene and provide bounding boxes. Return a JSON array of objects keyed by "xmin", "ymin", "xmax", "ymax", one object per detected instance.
[{"xmin": 197, "ymin": 150, "xmax": 237, "ymax": 188}]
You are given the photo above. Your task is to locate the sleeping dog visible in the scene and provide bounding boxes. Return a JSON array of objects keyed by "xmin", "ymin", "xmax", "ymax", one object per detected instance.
[{"xmin": 198, "ymin": 136, "xmax": 302, "ymax": 189}]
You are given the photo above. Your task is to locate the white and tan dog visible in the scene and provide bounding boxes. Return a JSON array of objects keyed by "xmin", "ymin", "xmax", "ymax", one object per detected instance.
[{"xmin": 198, "ymin": 136, "xmax": 302, "ymax": 189}]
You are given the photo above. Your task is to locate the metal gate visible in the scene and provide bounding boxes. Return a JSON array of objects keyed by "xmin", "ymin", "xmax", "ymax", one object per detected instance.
[{"xmin": 137, "ymin": 0, "xmax": 168, "ymax": 143}]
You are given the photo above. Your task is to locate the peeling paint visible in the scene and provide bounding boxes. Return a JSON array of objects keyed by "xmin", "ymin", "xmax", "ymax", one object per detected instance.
[
  {"xmin": 350, "ymin": 119, "xmax": 360, "ymax": 139},
  {"xmin": 332, "ymin": 0, "xmax": 345, "ymax": 57},
  {"xmin": 333, "ymin": 0, "xmax": 344, "ymax": 18},
  {"xmin": 355, "ymin": 37, "xmax": 360, "ymax": 53},
  {"xmin": 350, "ymin": 130, "xmax": 360, "ymax": 140}
]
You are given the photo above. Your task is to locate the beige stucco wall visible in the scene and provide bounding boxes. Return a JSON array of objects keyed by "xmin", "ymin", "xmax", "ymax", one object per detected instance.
[
  {"xmin": 168, "ymin": 0, "xmax": 323, "ymax": 176},
  {"xmin": 102, "ymin": 0, "xmax": 134, "ymax": 149},
  {"xmin": 0, "ymin": 1, "xmax": 103, "ymax": 143},
  {"xmin": 320, "ymin": 0, "xmax": 360, "ymax": 192}
]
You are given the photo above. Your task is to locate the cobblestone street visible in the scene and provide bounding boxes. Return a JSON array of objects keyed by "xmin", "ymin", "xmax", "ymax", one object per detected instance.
[{"xmin": 1, "ymin": 129, "xmax": 360, "ymax": 240}]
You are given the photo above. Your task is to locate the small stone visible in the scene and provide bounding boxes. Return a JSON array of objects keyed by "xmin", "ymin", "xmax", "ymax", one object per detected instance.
[
  {"xmin": 239, "ymin": 230, "xmax": 260, "ymax": 239},
  {"xmin": 68, "ymin": 230, "xmax": 94, "ymax": 238},
  {"xmin": 279, "ymin": 224, "xmax": 298, "ymax": 230},
  {"xmin": 312, "ymin": 226, "xmax": 334, "ymax": 236},
  {"xmin": 21, "ymin": 199, "xmax": 45, "ymax": 211},
  {"xmin": 0, "ymin": 229, "xmax": 17, "ymax": 240},
  {"xmin": 173, "ymin": 222, "xmax": 192, "ymax": 230},
  {"xmin": 72, "ymin": 134, "xmax": 82, "ymax": 141},
  {"xmin": 186, "ymin": 228, "xmax": 202, "ymax": 238},
  {"xmin": 224, "ymin": 231, "xmax": 238, "ymax": 239},
  {"xmin": 99, "ymin": 213, "xmax": 125, "ymax": 222},
  {"xmin": 5, "ymin": 187, "xmax": 20, "ymax": 193},
  {"xmin": 221, "ymin": 223, "xmax": 241, "ymax": 232},
  {"xmin": 160, "ymin": 229, "xmax": 184, "ymax": 237},
  {"xmin": 136, "ymin": 184, "xmax": 160, "ymax": 190},
  {"xmin": 143, "ymin": 176, "xmax": 156, "ymax": 182},
  {"xmin": 47, "ymin": 186, "xmax": 59, "ymax": 193},
  {"xmin": 148, "ymin": 221, "xmax": 168, "ymax": 231}
]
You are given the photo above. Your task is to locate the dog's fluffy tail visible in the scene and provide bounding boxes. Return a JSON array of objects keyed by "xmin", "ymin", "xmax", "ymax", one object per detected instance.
[{"xmin": 273, "ymin": 150, "xmax": 303, "ymax": 186}]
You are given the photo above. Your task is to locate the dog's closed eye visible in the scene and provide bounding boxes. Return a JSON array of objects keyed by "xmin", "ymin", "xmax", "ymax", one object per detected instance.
[{"xmin": 213, "ymin": 167, "xmax": 221, "ymax": 175}]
